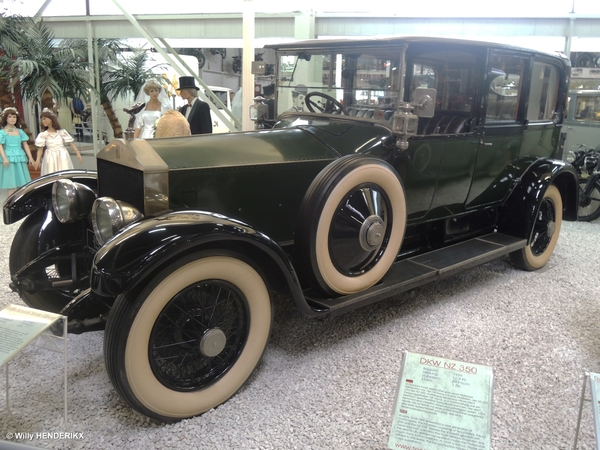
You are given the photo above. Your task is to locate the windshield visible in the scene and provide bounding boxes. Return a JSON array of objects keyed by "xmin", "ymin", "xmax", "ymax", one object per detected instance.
[{"xmin": 275, "ymin": 51, "xmax": 402, "ymax": 120}]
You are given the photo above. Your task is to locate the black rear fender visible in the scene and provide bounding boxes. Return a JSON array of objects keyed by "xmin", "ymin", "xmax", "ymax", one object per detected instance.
[{"xmin": 499, "ymin": 158, "xmax": 578, "ymax": 241}]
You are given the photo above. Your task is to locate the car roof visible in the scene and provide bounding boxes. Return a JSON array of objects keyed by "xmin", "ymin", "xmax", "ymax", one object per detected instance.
[{"xmin": 265, "ymin": 35, "xmax": 570, "ymax": 65}]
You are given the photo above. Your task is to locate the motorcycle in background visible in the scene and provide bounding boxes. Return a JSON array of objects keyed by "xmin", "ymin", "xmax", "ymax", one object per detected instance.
[{"xmin": 567, "ymin": 144, "xmax": 600, "ymax": 221}]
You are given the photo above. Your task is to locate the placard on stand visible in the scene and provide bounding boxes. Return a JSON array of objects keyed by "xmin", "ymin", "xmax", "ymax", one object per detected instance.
[
  {"xmin": 388, "ymin": 350, "xmax": 494, "ymax": 450},
  {"xmin": 573, "ymin": 372, "xmax": 600, "ymax": 449},
  {"xmin": 0, "ymin": 304, "xmax": 68, "ymax": 426}
]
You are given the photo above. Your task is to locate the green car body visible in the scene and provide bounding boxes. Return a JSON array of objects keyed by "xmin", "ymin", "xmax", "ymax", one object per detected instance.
[{"xmin": 3, "ymin": 36, "xmax": 579, "ymax": 422}]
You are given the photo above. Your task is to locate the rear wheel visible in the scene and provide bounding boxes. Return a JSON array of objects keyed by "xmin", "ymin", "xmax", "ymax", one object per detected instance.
[
  {"xmin": 104, "ymin": 253, "xmax": 272, "ymax": 422},
  {"xmin": 578, "ymin": 179, "xmax": 600, "ymax": 222},
  {"xmin": 510, "ymin": 185, "xmax": 562, "ymax": 271}
]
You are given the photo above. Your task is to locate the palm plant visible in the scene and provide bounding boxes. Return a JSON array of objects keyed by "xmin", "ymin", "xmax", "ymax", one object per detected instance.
[
  {"xmin": 101, "ymin": 49, "xmax": 169, "ymax": 137},
  {"xmin": 63, "ymin": 43, "xmax": 168, "ymax": 138},
  {"xmin": 62, "ymin": 38, "xmax": 129, "ymax": 138},
  {"xmin": 0, "ymin": 15, "xmax": 92, "ymax": 123},
  {"xmin": 103, "ymin": 49, "xmax": 168, "ymax": 100},
  {"xmin": 0, "ymin": 15, "xmax": 41, "ymax": 139}
]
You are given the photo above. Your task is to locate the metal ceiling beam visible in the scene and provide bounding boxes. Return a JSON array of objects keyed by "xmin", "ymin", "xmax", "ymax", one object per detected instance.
[
  {"xmin": 39, "ymin": 13, "xmax": 600, "ymax": 41},
  {"xmin": 108, "ymin": 0, "xmax": 237, "ymax": 130}
]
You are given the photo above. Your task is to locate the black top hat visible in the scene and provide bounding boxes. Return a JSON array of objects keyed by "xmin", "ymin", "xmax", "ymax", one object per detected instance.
[
  {"xmin": 179, "ymin": 76, "xmax": 200, "ymax": 90},
  {"xmin": 263, "ymin": 84, "xmax": 275, "ymax": 96}
]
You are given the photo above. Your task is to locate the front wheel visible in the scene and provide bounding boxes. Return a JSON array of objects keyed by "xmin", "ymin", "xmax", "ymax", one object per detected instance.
[
  {"xmin": 104, "ymin": 253, "xmax": 272, "ymax": 422},
  {"xmin": 510, "ymin": 185, "xmax": 563, "ymax": 271},
  {"xmin": 578, "ymin": 179, "xmax": 600, "ymax": 222}
]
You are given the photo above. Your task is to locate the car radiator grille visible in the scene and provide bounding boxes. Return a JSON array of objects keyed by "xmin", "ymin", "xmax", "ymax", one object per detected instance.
[{"xmin": 97, "ymin": 159, "xmax": 146, "ymax": 214}]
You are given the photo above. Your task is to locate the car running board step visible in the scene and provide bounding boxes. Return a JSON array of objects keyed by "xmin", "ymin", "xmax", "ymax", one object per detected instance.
[{"xmin": 305, "ymin": 233, "xmax": 526, "ymax": 316}]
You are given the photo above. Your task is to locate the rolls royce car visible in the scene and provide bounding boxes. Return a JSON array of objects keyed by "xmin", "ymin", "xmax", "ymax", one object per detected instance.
[{"xmin": 4, "ymin": 36, "xmax": 578, "ymax": 422}]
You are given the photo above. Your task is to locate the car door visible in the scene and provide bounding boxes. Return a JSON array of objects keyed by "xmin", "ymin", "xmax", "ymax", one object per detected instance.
[
  {"xmin": 520, "ymin": 58, "xmax": 564, "ymax": 160},
  {"xmin": 466, "ymin": 51, "xmax": 530, "ymax": 208},
  {"xmin": 404, "ymin": 45, "xmax": 483, "ymax": 220}
]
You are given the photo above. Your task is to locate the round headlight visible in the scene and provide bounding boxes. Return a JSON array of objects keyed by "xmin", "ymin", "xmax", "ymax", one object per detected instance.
[
  {"xmin": 52, "ymin": 179, "xmax": 96, "ymax": 223},
  {"xmin": 565, "ymin": 151, "xmax": 576, "ymax": 163},
  {"xmin": 91, "ymin": 197, "xmax": 143, "ymax": 245}
]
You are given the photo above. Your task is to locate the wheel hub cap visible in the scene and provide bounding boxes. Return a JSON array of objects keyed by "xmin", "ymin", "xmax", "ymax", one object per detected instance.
[
  {"xmin": 359, "ymin": 215, "xmax": 385, "ymax": 251},
  {"xmin": 547, "ymin": 220, "xmax": 555, "ymax": 238},
  {"xmin": 199, "ymin": 328, "xmax": 227, "ymax": 357}
]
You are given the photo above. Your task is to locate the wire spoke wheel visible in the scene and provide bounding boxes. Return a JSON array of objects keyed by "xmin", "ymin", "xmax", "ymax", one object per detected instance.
[
  {"xmin": 510, "ymin": 185, "xmax": 562, "ymax": 271},
  {"xmin": 578, "ymin": 180, "xmax": 600, "ymax": 222},
  {"xmin": 104, "ymin": 254, "xmax": 272, "ymax": 422},
  {"xmin": 530, "ymin": 195, "xmax": 556, "ymax": 256},
  {"xmin": 150, "ymin": 280, "xmax": 249, "ymax": 391}
]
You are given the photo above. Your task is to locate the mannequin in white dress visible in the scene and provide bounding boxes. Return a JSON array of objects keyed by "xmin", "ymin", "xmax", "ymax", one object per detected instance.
[
  {"xmin": 34, "ymin": 108, "xmax": 82, "ymax": 176},
  {"xmin": 134, "ymin": 80, "xmax": 171, "ymax": 139}
]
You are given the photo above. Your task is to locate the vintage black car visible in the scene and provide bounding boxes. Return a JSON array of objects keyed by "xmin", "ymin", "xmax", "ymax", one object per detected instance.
[{"xmin": 4, "ymin": 36, "xmax": 578, "ymax": 422}]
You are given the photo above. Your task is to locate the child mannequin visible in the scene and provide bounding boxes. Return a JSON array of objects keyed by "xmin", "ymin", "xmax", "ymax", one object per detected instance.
[
  {"xmin": 35, "ymin": 108, "xmax": 82, "ymax": 176},
  {"xmin": 0, "ymin": 107, "xmax": 35, "ymax": 195}
]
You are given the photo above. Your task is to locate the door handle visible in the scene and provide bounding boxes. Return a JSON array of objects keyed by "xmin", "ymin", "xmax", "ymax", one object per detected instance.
[{"xmin": 471, "ymin": 139, "xmax": 493, "ymax": 146}]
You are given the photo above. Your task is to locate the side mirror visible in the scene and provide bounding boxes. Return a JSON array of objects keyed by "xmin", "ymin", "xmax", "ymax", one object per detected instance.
[{"xmin": 412, "ymin": 88, "xmax": 436, "ymax": 118}]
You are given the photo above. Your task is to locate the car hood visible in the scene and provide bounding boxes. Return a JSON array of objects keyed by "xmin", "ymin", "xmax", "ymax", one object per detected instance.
[
  {"xmin": 97, "ymin": 120, "xmax": 393, "ymax": 173},
  {"xmin": 96, "ymin": 128, "xmax": 334, "ymax": 173}
]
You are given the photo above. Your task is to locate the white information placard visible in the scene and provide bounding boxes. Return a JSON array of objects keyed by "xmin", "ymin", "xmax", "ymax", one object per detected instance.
[
  {"xmin": 388, "ymin": 351, "xmax": 493, "ymax": 450},
  {"xmin": 589, "ymin": 372, "xmax": 600, "ymax": 449},
  {"xmin": 0, "ymin": 304, "xmax": 62, "ymax": 366}
]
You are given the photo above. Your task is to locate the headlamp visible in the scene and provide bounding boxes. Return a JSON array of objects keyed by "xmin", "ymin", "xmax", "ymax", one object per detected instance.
[
  {"xmin": 52, "ymin": 179, "xmax": 96, "ymax": 223},
  {"xmin": 91, "ymin": 197, "xmax": 143, "ymax": 245}
]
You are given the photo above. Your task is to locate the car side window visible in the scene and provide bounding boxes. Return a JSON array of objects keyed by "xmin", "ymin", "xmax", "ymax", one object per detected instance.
[
  {"xmin": 341, "ymin": 54, "xmax": 401, "ymax": 119},
  {"xmin": 486, "ymin": 53, "xmax": 528, "ymax": 122},
  {"xmin": 527, "ymin": 61, "xmax": 559, "ymax": 121},
  {"xmin": 408, "ymin": 49, "xmax": 478, "ymax": 135},
  {"xmin": 573, "ymin": 95, "xmax": 600, "ymax": 123},
  {"xmin": 410, "ymin": 50, "xmax": 477, "ymax": 114}
]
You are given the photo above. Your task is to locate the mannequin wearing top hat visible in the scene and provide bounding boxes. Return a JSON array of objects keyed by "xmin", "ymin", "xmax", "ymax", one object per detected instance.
[{"xmin": 178, "ymin": 76, "xmax": 212, "ymax": 135}]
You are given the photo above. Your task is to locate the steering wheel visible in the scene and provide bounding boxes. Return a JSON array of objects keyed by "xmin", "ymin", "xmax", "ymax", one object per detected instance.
[{"xmin": 305, "ymin": 92, "xmax": 347, "ymax": 115}]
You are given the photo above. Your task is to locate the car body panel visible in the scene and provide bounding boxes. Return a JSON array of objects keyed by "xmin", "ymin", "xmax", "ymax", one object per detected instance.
[
  {"xmin": 5, "ymin": 35, "xmax": 578, "ymax": 321},
  {"xmin": 2, "ymin": 36, "xmax": 582, "ymax": 423}
]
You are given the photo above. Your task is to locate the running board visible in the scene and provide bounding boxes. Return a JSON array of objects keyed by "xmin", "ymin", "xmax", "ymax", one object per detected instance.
[{"xmin": 305, "ymin": 233, "xmax": 526, "ymax": 316}]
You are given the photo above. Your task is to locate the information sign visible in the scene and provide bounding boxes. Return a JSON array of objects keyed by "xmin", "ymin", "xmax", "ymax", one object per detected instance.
[
  {"xmin": 0, "ymin": 304, "xmax": 62, "ymax": 366},
  {"xmin": 589, "ymin": 372, "xmax": 600, "ymax": 448},
  {"xmin": 388, "ymin": 351, "xmax": 493, "ymax": 450}
]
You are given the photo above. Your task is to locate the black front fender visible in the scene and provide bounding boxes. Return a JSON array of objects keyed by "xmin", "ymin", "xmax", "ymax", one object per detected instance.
[
  {"xmin": 90, "ymin": 210, "xmax": 319, "ymax": 316},
  {"xmin": 499, "ymin": 158, "xmax": 578, "ymax": 241},
  {"xmin": 3, "ymin": 170, "xmax": 97, "ymax": 224},
  {"xmin": 16, "ymin": 207, "xmax": 90, "ymax": 259}
]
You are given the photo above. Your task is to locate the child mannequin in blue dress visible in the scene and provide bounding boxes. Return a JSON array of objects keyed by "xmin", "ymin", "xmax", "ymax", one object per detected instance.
[{"xmin": 0, "ymin": 107, "xmax": 35, "ymax": 195}]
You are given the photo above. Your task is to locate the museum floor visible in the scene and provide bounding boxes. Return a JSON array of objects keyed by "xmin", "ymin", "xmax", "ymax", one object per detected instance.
[{"xmin": 0, "ymin": 190, "xmax": 598, "ymax": 450}]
